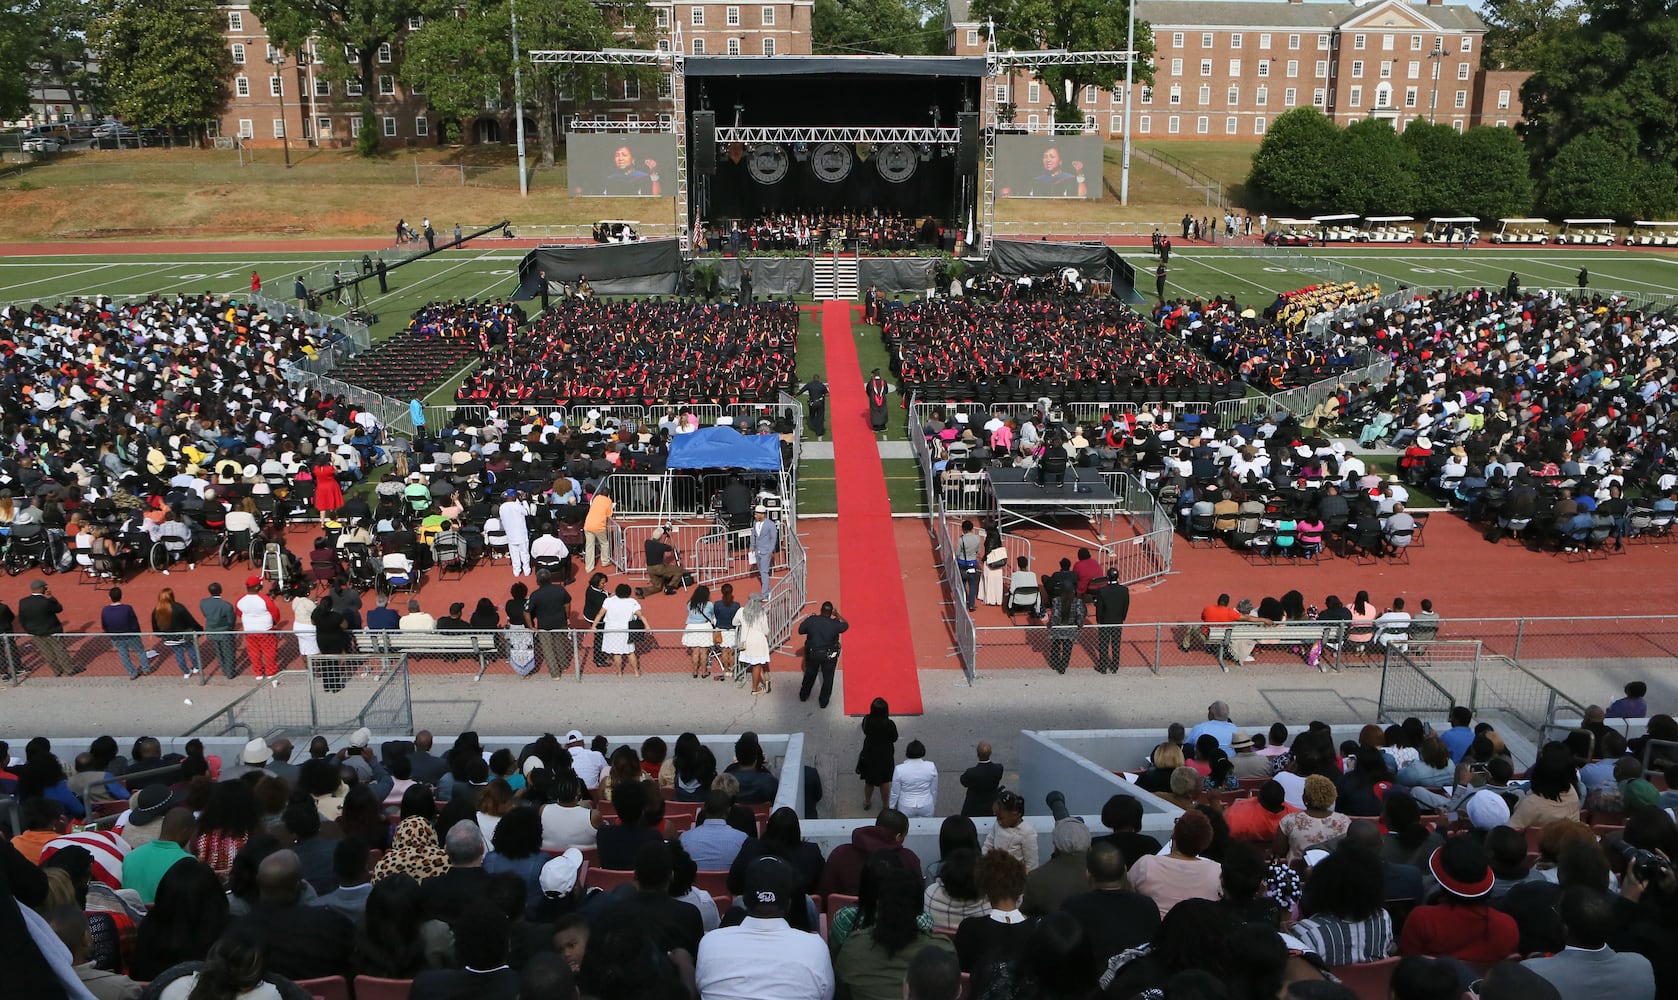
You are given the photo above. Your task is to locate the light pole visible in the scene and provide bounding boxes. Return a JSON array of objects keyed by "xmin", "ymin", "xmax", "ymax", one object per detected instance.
[
  {"xmin": 511, "ymin": 0, "xmax": 529, "ymax": 197},
  {"xmin": 1119, "ymin": 0, "xmax": 1136, "ymax": 205},
  {"xmin": 1426, "ymin": 38, "xmax": 1451, "ymax": 125},
  {"xmin": 269, "ymin": 52, "xmax": 292, "ymax": 167}
]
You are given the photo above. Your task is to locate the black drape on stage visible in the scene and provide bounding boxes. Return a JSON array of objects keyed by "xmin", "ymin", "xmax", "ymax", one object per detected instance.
[{"xmin": 513, "ymin": 241, "xmax": 684, "ymax": 298}]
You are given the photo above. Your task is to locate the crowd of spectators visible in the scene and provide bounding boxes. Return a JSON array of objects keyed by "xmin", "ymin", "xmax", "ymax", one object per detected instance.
[
  {"xmin": 329, "ymin": 300, "xmax": 524, "ymax": 401},
  {"xmin": 1162, "ymin": 285, "xmax": 1376, "ymax": 391},
  {"xmin": 455, "ymin": 298, "xmax": 800, "ymax": 407},
  {"xmin": 885, "ymin": 295, "xmax": 1233, "ymax": 399}
]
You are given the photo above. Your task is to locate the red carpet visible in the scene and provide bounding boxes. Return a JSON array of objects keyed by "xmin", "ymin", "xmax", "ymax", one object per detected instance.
[{"xmin": 821, "ymin": 300, "xmax": 924, "ymax": 715}]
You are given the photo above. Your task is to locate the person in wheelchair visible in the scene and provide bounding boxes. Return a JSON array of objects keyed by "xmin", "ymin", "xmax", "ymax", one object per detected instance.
[
  {"xmin": 151, "ymin": 510, "xmax": 196, "ymax": 573},
  {"xmin": 530, "ymin": 524, "xmax": 572, "ymax": 583},
  {"xmin": 636, "ymin": 526, "xmax": 687, "ymax": 598}
]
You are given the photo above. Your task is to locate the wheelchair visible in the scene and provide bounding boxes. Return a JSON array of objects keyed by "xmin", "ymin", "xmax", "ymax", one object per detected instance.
[
  {"xmin": 149, "ymin": 534, "xmax": 195, "ymax": 573},
  {"xmin": 4, "ymin": 524, "xmax": 57, "ymax": 576},
  {"xmin": 220, "ymin": 528, "xmax": 263, "ymax": 568}
]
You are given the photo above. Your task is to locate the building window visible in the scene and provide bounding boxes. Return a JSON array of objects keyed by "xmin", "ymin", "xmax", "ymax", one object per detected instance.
[
  {"xmin": 1496, "ymin": 119, "xmax": 1507, "ymax": 127},
  {"xmin": 1286, "ymin": 60, "xmax": 1298, "ymax": 78},
  {"xmin": 1138, "ymin": 114, "xmax": 1151, "ymax": 133},
  {"xmin": 378, "ymin": 75, "xmax": 394, "ymax": 95},
  {"xmin": 658, "ymin": 113, "xmax": 672, "ymax": 128},
  {"xmin": 726, "ymin": 6, "xmax": 739, "ymax": 25},
  {"xmin": 1084, "ymin": 84, "xmax": 1098, "ymax": 105},
  {"xmin": 408, "ymin": 15, "xmax": 425, "ymax": 29},
  {"xmin": 1166, "ymin": 31, "xmax": 1180, "ymax": 48},
  {"xmin": 1351, "ymin": 60, "xmax": 1363, "ymax": 78},
  {"xmin": 1141, "ymin": 86, "xmax": 1153, "ymax": 104},
  {"xmin": 1197, "ymin": 84, "xmax": 1210, "ymax": 104},
  {"xmin": 726, "ymin": 38, "xmax": 740, "ymax": 54},
  {"xmin": 346, "ymin": 79, "xmax": 363, "ymax": 96},
  {"xmin": 415, "ymin": 117, "xmax": 428, "ymax": 137},
  {"xmin": 1497, "ymin": 88, "xmax": 1510, "ymax": 109},
  {"xmin": 237, "ymin": 118, "xmax": 253, "ymax": 138},
  {"xmin": 1454, "ymin": 90, "xmax": 1467, "ymax": 108},
  {"xmin": 657, "ymin": 38, "xmax": 670, "ymax": 52},
  {"xmin": 1289, "ymin": 33, "xmax": 1301, "ymax": 50},
  {"xmin": 272, "ymin": 118, "xmax": 285, "ymax": 139},
  {"xmin": 1318, "ymin": 33, "xmax": 1330, "ymax": 50},
  {"xmin": 1380, "ymin": 61, "xmax": 1392, "ymax": 78},
  {"xmin": 1353, "ymin": 33, "xmax": 1366, "ymax": 50},
  {"xmin": 1408, "ymin": 60, "xmax": 1420, "ymax": 79},
  {"xmin": 592, "ymin": 78, "xmax": 606, "ymax": 100},
  {"xmin": 1201, "ymin": 32, "xmax": 1213, "ymax": 47},
  {"xmin": 350, "ymin": 117, "xmax": 363, "ymax": 137},
  {"xmin": 1453, "ymin": 119, "xmax": 1463, "ymax": 131},
  {"xmin": 235, "ymin": 76, "xmax": 250, "ymax": 98},
  {"xmin": 1313, "ymin": 88, "xmax": 1326, "ymax": 106},
  {"xmin": 314, "ymin": 79, "xmax": 330, "ymax": 97},
  {"xmin": 993, "ymin": 84, "xmax": 1007, "ymax": 103},
  {"xmin": 1375, "ymin": 83, "xmax": 1391, "ymax": 107},
  {"xmin": 1284, "ymin": 87, "xmax": 1297, "ymax": 106},
  {"xmin": 691, "ymin": 7, "xmax": 703, "ymax": 25},
  {"xmin": 377, "ymin": 42, "xmax": 392, "ymax": 63},
  {"xmin": 624, "ymin": 78, "xmax": 639, "ymax": 100},
  {"xmin": 1229, "ymin": 59, "xmax": 1241, "ymax": 76},
  {"xmin": 1458, "ymin": 62, "xmax": 1471, "ymax": 80},
  {"xmin": 1315, "ymin": 60, "xmax": 1328, "ymax": 77},
  {"xmin": 1461, "ymin": 36, "xmax": 1472, "ymax": 51},
  {"xmin": 1257, "ymin": 61, "xmax": 1269, "ymax": 77},
  {"xmin": 1382, "ymin": 33, "xmax": 1394, "ymax": 50},
  {"xmin": 1256, "ymin": 85, "xmax": 1267, "ymax": 106},
  {"xmin": 1028, "ymin": 82, "xmax": 1040, "ymax": 103},
  {"xmin": 1408, "ymin": 34, "xmax": 1421, "ymax": 51},
  {"xmin": 762, "ymin": 6, "xmax": 774, "ymax": 25},
  {"xmin": 1168, "ymin": 85, "xmax": 1181, "ymax": 105},
  {"xmin": 318, "ymin": 117, "xmax": 332, "ymax": 136},
  {"xmin": 1255, "ymin": 116, "xmax": 1267, "ymax": 134},
  {"xmin": 1349, "ymin": 85, "xmax": 1362, "ymax": 108},
  {"xmin": 1026, "ymin": 114, "xmax": 1040, "ymax": 129},
  {"xmin": 1228, "ymin": 85, "xmax": 1240, "ymax": 104},
  {"xmin": 966, "ymin": 29, "xmax": 977, "ymax": 46},
  {"xmin": 344, "ymin": 43, "xmax": 358, "ymax": 62},
  {"xmin": 269, "ymin": 76, "xmax": 283, "ymax": 97},
  {"xmin": 1170, "ymin": 58, "xmax": 1183, "ymax": 75},
  {"xmin": 1167, "ymin": 115, "xmax": 1180, "ymax": 134},
  {"xmin": 656, "ymin": 8, "xmax": 669, "ymax": 27},
  {"xmin": 228, "ymin": 11, "xmax": 243, "ymax": 31},
  {"xmin": 1226, "ymin": 116, "xmax": 1239, "ymax": 134},
  {"xmin": 231, "ymin": 44, "xmax": 246, "ymax": 64},
  {"xmin": 657, "ymin": 76, "xmax": 672, "ymax": 98},
  {"xmin": 1196, "ymin": 115, "xmax": 1210, "ymax": 134},
  {"xmin": 762, "ymin": 37, "xmax": 775, "ymax": 56},
  {"xmin": 692, "ymin": 37, "xmax": 704, "ymax": 54},
  {"xmin": 1231, "ymin": 33, "xmax": 1242, "ymax": 48},
  {"xmin": 1199, "ymin": 59, "xmax": 1212, "ymax": 76},
  {"xmin": 1259, "ymin": 33, "xmax": 1271, "ymax": 48},
  {"xmin": 383, "ymin": 117, "xmax": 396, "ymax": 137}
]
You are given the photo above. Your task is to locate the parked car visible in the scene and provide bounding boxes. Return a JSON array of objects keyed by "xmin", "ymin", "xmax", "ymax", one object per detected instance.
[
  {"xmin": 20, "ymin": 128, "xmax": 69, "ymax": 152},
  {"xmin": 91, "ymin": 121, "xmax": 135, "ymax": 139}
]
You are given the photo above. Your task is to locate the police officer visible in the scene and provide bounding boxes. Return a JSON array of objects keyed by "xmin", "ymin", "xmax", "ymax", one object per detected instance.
[{"xmin": 799, "ymin": 372, "xmax": 829, "ymax": 438}]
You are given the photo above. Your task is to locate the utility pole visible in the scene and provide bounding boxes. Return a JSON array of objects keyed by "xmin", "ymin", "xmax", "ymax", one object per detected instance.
[
  {"xmin": 1120, "ymin": 0, "xmax": 1136, "ymax": 204},
  {"xmin": 512, "ymin": 0, "xmax": 529, "ymax": 196},
  {"xmin": 1426, "ymin": 37, "xmax": 1451, "ymax": 125},
  {"xmin": 269, "ymin": 52, "xmax": 292, "ymax": 167}
]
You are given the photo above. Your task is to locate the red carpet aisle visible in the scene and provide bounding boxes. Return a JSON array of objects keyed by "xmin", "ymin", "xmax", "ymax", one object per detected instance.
[{"xmin": 820, "ymin": 300, "xmax": 924, "ymax": 715}]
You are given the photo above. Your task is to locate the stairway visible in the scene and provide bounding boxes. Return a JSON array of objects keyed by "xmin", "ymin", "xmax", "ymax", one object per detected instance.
[{"xmin": 812, "ymin": 254, "xmax": 860, "ymax": 300}]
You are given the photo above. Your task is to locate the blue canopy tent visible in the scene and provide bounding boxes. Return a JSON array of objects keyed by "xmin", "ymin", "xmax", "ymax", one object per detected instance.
[{"xmin": 666, "ymin": 426, "xmax": 781, "ymax": 471}]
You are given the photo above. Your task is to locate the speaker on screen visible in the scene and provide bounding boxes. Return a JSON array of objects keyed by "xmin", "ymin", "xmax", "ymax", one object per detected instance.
[
  {"xmin": 692, "ymin": 111, "xmax": 716, "ymax": 173},
  {"xmin": 957, "ymin": 112, "xmax": 979, "ymax": 175}
]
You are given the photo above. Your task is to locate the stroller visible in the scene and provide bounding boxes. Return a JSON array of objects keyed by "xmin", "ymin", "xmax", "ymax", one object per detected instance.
[{"xmin": 4, "ymin": 523, "xmax": 58, "ymax": 576}]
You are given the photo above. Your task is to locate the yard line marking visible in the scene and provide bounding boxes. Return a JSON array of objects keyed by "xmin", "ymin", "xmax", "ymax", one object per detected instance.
[{"xmin": 2, "ymin": 262, "xmax": 122, "ymax": 291}]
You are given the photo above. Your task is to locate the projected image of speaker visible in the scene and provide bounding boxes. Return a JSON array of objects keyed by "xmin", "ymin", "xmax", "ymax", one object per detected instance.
[
  {"xmin": 692, "ymin": 111, "xmax": 716, "ymax": 173},
  {"xmin": 957, "ymin": 112, "xmax": 979, "ymax": 175}
]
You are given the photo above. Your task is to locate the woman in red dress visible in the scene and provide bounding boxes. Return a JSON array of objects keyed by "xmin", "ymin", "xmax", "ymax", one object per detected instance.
[{"xmin": 312, "ymin": 459, "xmax": 344, "ymax": 516}]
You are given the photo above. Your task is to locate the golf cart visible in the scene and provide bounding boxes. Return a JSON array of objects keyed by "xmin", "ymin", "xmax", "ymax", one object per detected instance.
[
  {"xmin": 1264, "ymin": 219, "xmax": 1319, "ymax": 247},
  {"xmin": 1311, "ymin": 214, "xmax": 1361, "ymax": 243},
  {"xmin": 1420, "ymin": 217, "xmax": 1479, "ymax": 245},
  {"xmin": 1624, "ymin": 221, "xmax": 1678, "ymax": 247},
  {"xmin": 593, "ymin": 220, "xmax": 641, "ymax": 244},
  {"xmin": 1359, "ymin": 216, "xmax": 1416, "ymax": 243},
  {"xmin": 1490, "ymin": 218, "xmax": 1551, "ymax": 245},
  {"xmin": 1554, "ymin": 219, "xmax": 1617, "ymax": 246}
]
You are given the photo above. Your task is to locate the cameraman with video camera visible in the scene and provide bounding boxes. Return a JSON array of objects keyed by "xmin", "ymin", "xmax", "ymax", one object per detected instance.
[
  {"xmin": 1598, "ymin": 806, "xmax": 1678, "ymax": 996},
  {"xmin": 637, "ymin": 525, "xmax": 686, "ymax": 597}
]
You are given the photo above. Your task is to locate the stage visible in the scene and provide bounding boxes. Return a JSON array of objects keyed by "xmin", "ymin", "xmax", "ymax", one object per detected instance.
[{"xmin": 988, "ymin": 466, "xmax": 1123, "ymax": 544}]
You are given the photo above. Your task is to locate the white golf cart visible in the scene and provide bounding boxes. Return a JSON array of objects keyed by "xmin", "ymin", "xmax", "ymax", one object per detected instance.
[
  {"xmin": 1311, "ymin": 214, "xmax": 1361, "ymax": 243},
  {"xmin": 1263, "ymin": 218, "xmax": 1319, "ymax": 247},
  {"xmin": 1490, "ymin": 218, "xmax": 1551, "ymax": 244},
  {"xmin": 594, "ymin": 220, "xmax": 641, "ymax": 243},
  {"xmin": 1554, "ymin": 218, "xmax": 1617, "ymax": 245},
  {"xmin": 1624, "ymin": 221, "xmax": 1678, "ymax": 247},
  {"xmin": 1420, "ymin": 217, "xmax": 1480, "ymax": 245},
  {"xmin": 1359, "ymin": 216, "xmax": 1416, "ymax": 243}
]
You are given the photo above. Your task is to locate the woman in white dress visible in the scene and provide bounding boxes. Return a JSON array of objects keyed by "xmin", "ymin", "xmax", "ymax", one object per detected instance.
[
  {"xmin": 976, "ymin": 525, "xmax": 1008, "ymax": 607},
  {"xmin": 593, "ymin": 582, "xmax": 642, "ymax": 676},
  {"xmin": 291, "ymin": 594, "xmax": 318, "ymax": 663},
  {"xmin": 682, "ymin": 584, "xmax": 718, "ymax": 679},
  {"xmin": 735, "ymin": 593, "xmax": 773, "ymax": 695}
]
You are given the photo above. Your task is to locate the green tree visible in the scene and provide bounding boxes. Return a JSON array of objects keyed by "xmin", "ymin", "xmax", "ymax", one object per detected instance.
[
  {"xmin": 1540, "ymin": 130, "xmax": 1677, "ymax": 219},
  {"xmin": 27, "ymin": 0, "xmax": 104, "ymax": 120},
  {"xmin": 1480, "ymin": 0, "xmax": 1576, "ymax": 70},
  {"xmin": 90, "ymin": 0, "xmax": 230, "ymax": 135},
  {"xmin": 1456, "ymin": 125, "xmax": 1533, "ymax": 219},
  {"xmin": 1324, "ymin": 119, "xmax": 1417, "ymax": 216},
  {"xmin": 970, "ymin": 0, "xmax": 1153, "ymax": 124},
  {"xmin": 813, "ymin": 0, "xmax": 945, "ymax": 55},
  {"xmin": 0, "ymin": 3, "xmax": 33, "ymax": 120},
  {"xmin": 1245, "ymin": 107, "xmax": 1340, "ymax": 213},
  {"xmin": 252, "ymin": 0, "xmax": 421, "ymax": 156},
  {"xmin": 1400, "ymin": 118, "xmax": 1466, "ymax": 216}
]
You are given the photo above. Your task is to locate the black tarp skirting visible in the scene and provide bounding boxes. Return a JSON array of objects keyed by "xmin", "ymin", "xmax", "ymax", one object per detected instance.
[{"xmin": 514, "ymin": 241, "xmax": 684, "ymax": 298}]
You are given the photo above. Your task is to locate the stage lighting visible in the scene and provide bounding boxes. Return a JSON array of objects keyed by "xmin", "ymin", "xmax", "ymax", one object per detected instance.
[
  {"xmin": 793, "ymin": 142, "xmax": 810, "ymax": 162},
  {"xmin": 918, "ymin": 144, "xmax": 933, "ymax": 161}
]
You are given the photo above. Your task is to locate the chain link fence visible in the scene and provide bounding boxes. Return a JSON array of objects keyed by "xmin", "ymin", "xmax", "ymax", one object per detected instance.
[
  {"xmin": 249, "ymin": 292, "xmax": 370, "ymax": 353},
  {"xmin": 184, "ymin": 653, "xmax": 412, "ymax": 740}
]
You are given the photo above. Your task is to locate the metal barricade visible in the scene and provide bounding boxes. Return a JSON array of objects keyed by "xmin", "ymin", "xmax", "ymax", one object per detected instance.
[{"xmin": 249, "ymin": 292, "xmax": 370, "ymax": 352}]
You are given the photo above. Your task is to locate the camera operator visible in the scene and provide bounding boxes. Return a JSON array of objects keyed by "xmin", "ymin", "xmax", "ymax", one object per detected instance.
[
  {"xmin": 637, "ymin": 526, "xmax": 686, "ymax": 598},
  {"xmin": 1604, "ymin": 806, "xmax": 1678, "ymax": 995}
]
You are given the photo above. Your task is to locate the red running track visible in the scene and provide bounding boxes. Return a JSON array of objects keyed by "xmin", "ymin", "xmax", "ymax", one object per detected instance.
[{"xmin": 821, "ymin": 300, "xmax": 923, "ymax": 715}]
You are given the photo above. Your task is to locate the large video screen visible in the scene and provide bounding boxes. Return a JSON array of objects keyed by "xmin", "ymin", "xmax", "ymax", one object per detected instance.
[
  {"xmin": 567, "ymin": 132, "xmax": 678, "ymax": 197},
  {"xmin": 996, "ymin": 134, "xmax": 1104, "ymax": 199}
]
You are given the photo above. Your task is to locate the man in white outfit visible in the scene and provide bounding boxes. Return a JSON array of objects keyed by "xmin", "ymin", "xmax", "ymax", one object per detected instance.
[
  {"xmin": 890, "ymin": 740, "xmax": 939, "ymax": 818},
  {"xmin": 498, "ymin": 489, "xmax": 531, "ymax": 577}
]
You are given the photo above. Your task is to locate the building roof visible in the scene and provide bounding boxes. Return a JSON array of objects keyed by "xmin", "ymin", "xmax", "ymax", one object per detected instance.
[{"xmin": 949, "ymin": 0, "xmax": 1484, "ymax": 32}]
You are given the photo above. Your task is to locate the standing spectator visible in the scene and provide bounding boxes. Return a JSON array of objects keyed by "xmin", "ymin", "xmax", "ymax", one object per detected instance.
[
  {"xmin": 424, "ymin": 218, "xmax": 436, "ymax": 251},
  {"xmin": 236, "ymin": 576, "xmax": 284, "ymax": 680},
  {"xmin": 797, "ymin": 601, "xmax": 848, "ymax": 709},
  {"xmin": 736, "ymin": 593, "xmax": 773, "ymax": 695},
  {"xmin": 955, "ymin": 519, "xmax": 982, "ymax": 612},
  {"xmin": 983, "ymin": 791, "xmax": 1039, "ymax": 871},
  {"xmin": 200, "ymin": 582, "xmax": 239, "ymax": 679},
  {"xmin": 891, "ymin": 741, "xmax": 939, "ymax": 818},
  {"xmin": 959, "ymin": 742, "xmax": 1003, "ymax": 818},
  {"xmin": 152, "ymin": 588, "xmax": 204, "ymax": 679},
  {"xmin": 584, "ymin": 486, "xmax": 615, "ymax": 573},
  {"xmin": 1044, "ymin": 584, "xmax": 1085, "ymax": 674},
  {"xmin": 592, "ymin": 583, "xmax": 642, "ymax": 677},
  {"xmin": 100, "ymin": 587, "xmax": 147, "ymax": 680},
  {"xmin": 751, "ymin": 505, "xmax": 779, "ymax": 594},
  {"xmin": 19, "ymin": 579, "xmax": 79, "ymax": 677},
  {"xmin": 453, "ymin": 222, "xmax": 464, "ymax": 246},
  {"xmin": 499, "ymin": 489, "xmax": 531, "ymax": 578},
  {"xmin": 526, "ymin": 570, "xmax": 574, "ymax": 679},
  {"xmin": 857, "ymin": 698, "xmax": 899, "ymax": 811}
]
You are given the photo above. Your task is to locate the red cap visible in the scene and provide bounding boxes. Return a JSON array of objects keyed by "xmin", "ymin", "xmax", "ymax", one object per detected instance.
[{"xmin": 245, "ymin": 575, "xmax": 264, "ymax": 588}]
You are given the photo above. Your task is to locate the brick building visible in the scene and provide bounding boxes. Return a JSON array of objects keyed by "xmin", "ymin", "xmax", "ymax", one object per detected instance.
[
  {"xmin": 946, "ymin": 0, "xmax": 1528, "ymax": 140},
  {"xmin": 213, "ymin": 2, "xmax": 814, "ymax": 148}
]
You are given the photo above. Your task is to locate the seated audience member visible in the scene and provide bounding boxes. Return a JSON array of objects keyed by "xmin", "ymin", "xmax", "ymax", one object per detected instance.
[
  {"xmin": 128, "ymin": 859, "xmax": 232, "ymax": 982},
  {"xmin": 1059, "ymin": 839, "xmax": 1162, "ymax": 967},
  {"xmin": 1023, "ymin": 817, "xmax": 1094, "ymax": 917},
  {"xmin": 1522, "ymin": 886, "xmax": 1656, "ymax": 999},
  {"xmin": 355, "ymin": 873, "xmax": 448, "ymax": 978},
  {"xmin": 695, "ymin": 855, "xmax": 835, "ymax": 1000},
  {"xmin": 1289, "ymin": 847, "xmax": 1394, "ymax": 965},
  {"xmin": 1274, "ymin": 775, "xmax": 1351, "ymax": 862},
  {"xmin": 410, "ymin": 900, "xmax": 521, "ymax": 1000},
  {"xmin": 1096, "ymin": 795, "xmax": 1164, "ymax": 869},
  {"xmin": 725, "ymin": 732, "xmax": 779, "ymax": 805},
  {"xmin": 819, "ymin": 808, "xmax": 923, "ymax": 896},
  {"xmin": 904, "ymin": 946, "xmax": 963, "ymax": 1000},
  {"xmin": 121, "ymin": 806, "xmax": 197, "ymax": 903},
  {"xmin": 146, "ymin": 923, "xmax": 308, "ymax": 1000},
  {"xmin": 1607, "ymin": 682, "xmax": 1649, "ymax": 719},
  {"xmin": 1223, "ymin": 780, "xmax": 1298, "ymax": 844},
  {"xmin": 584, "ymin": 841, "xmax": 704, "ymax": 959},
  {"xmin": 311, "ymin": 837, "xmax": 374, "ymax": 923},
  {"xmin": 593, "ymin": 780, "xmax": 665, "ymax": 871},
  {"xmin": 955, "ymin": 849, "xmax": 1038, "ymax": 995},
  {"xmin": 1129, "ymin": 808, "xmax": 1223, "ymax": 917},
  {"xmin": 233, "ymin": 847, "xmax": 356, "ymax": 981},
  {"xmin": 47, "ymin": 903, "xmax": 145, "ymax": 1000},
  {"xmin": 834, "ymin": 866, "xmax": 956, "ymax": 1000},
  {"xmin": 422, "ymin": 821, "xmax": 493, "ymax": 929},
  {"xmin": 1397, "ymin": 836, "xmax": 1520, "ymax": 961}
]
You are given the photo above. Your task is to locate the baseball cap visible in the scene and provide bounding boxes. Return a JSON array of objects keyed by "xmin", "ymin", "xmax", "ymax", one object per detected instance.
[
  {"xmin": 540, "ymin": 848, "xmax": 584, "ymax": 897},
  {"xmin": 742, "ymin": 856, "xmax": 796, "ymax": 915},
  {"xmin": 563, "ymin": 729, "xmax": 585, "ymax": 746},
  {"xmin": 241, "ymin": 738, "xmax": 273, "ymax": 765},
  {"xmin": 1462, "ymin": 789, "xmax": 1510, "ymax": 831},
  {"xmin": 245, "ymin": 575, "xmax": 264, "ymax": 589},
  {"xmin": 348, "ymin": 727, "xmax": 372, "ymax": 749}
]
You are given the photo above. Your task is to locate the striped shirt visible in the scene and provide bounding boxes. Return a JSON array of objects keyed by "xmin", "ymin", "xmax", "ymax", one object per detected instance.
[{"xmin": 1290, "ymin": 910, "xmax": 1394, "ymax": 967}]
